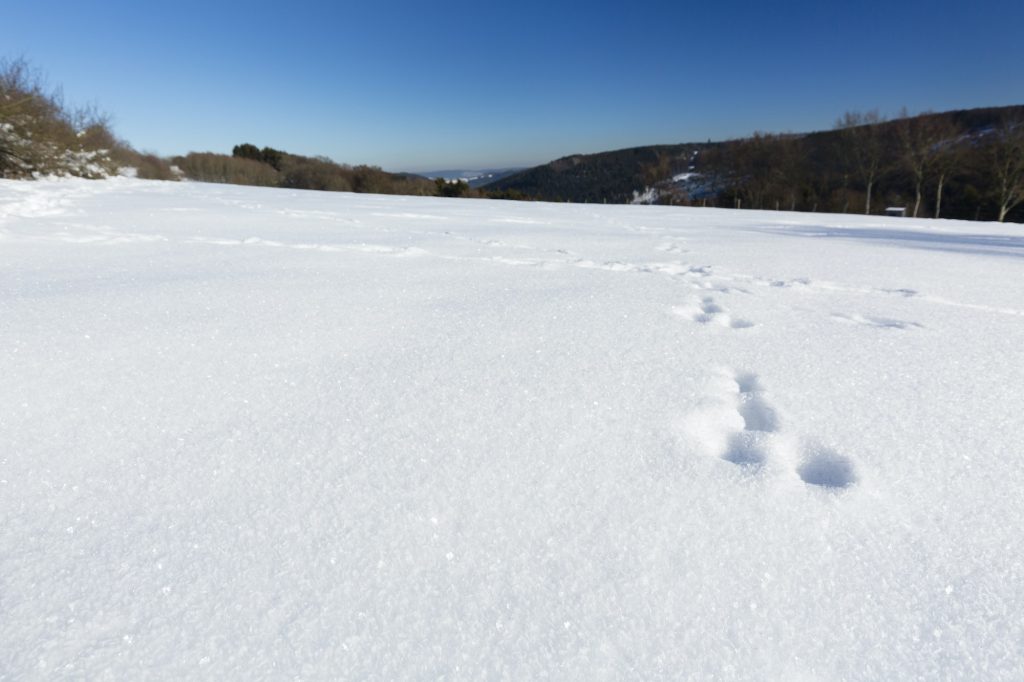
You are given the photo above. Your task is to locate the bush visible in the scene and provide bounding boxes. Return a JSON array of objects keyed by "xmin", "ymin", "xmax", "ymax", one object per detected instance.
[
  {"xmin": 0, "ymin": 57, "xmax": 120, "ymax": 178},
  {"xmin": 134, "ymin": 153, "xmax": 177, "ymax": 180},
  {"xmin": 109, "ymin": 145, "xmax": 177, "ymax": 180}
]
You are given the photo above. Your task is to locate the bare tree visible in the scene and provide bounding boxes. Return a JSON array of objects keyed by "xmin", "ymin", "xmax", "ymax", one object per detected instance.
[
  {"xmin": 896, "ymin": 110, "xmax": 963, "ymax": 218},
  {"xmin": 836, "ymin": 110, "xmax": 888, "ymax": 214},
  {"xmin": 769, "ymin": 134, "xmax": 803, "ymax": 211},
  {"xmin": 988, "ymin": 118, "xmax": 1024, "ymax": 222},
  {"xmin": 931, "ymin": 132, "xmax": 962, "ymax": 219}
]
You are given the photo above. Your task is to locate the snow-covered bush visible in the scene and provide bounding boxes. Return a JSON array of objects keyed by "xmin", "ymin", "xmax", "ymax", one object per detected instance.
[{"xmin": 0, "ymin": 57, "xmax": 121, "ymax": 179}]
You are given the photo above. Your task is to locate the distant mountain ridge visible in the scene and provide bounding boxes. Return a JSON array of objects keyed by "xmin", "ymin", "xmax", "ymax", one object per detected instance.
[{"xmin": 416, "ymin": 168, "xmax": 523, "ymax": 188}]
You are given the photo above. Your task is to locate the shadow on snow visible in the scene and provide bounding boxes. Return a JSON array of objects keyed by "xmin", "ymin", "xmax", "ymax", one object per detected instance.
[{"xmin": 758, "ymin": 225, "xmax": 1024, "ymax": 259}]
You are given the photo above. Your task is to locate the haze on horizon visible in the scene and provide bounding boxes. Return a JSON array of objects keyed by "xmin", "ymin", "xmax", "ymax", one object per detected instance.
[{"xmin": 3, "ymin": 0, "xmax": 1021, "ymax": 172}]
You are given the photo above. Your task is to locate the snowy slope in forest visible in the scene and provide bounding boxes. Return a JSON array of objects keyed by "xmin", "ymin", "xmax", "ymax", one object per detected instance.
[{"xmin": 2, "ymin": 177, "xmax": 1023, "ymax": 679}]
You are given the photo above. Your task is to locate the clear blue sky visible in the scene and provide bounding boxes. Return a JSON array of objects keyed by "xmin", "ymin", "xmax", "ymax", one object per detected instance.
[{"xmin": 4, "ymin": 0, "xmax": 1022, "ymax": 172}]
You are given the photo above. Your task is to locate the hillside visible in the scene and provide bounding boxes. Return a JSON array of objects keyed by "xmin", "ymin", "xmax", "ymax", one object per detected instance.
[
  {"xmin": 484, "ymin": 105, "xmax": 1024, "ymax": 222},
  {"xmin": 483, "ymin": 143, "xmax": 708, "ymax": 203},
  {"xmin": 3, "ymin": 177, "xmax": 1023, "ymax": 678}
]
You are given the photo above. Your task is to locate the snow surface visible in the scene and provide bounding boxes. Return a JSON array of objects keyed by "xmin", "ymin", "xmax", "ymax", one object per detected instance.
[{"xmin": 2, "ymin": 177, "xmax": 1024, "ymax": 679}]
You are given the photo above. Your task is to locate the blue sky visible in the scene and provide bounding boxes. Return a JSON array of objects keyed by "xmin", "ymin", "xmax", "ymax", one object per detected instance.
[{"xmin": 4, "ymin": 0, "xmax": 1022, "ymax": 172}]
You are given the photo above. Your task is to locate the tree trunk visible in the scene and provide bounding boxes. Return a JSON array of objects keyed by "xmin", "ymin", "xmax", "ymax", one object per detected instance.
[
  {"xmin": 935, "ymin": 173, "xmax": 946, "ymax": 218},
  {"xmin": 998, "ymin": 173, "xmax": 1010, "ymax": 222},
  {"xmin": 865, "ymin": 179, "xmax": 873, "ymax": 214},
  {"xmin": 913, "ymin": 180, "xmax": 922, "ymax": 218}
]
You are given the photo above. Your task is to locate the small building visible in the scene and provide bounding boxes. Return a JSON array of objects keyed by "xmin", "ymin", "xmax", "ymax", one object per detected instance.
[{"xmin": 885, "ymin": 207, "xmax": 906, "ymax": 217}]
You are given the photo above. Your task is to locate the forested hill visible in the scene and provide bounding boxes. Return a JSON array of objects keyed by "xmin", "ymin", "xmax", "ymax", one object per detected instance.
[
  {"xmin": 483, "ymin": 105, "xmax": 1024, "ymax": 223},
  {"xmin": 482, "ymin": 144, "xmax": 710, "ymax": 204}
]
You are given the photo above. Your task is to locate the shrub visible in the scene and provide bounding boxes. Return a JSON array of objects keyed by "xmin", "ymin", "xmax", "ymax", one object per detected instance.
[
  {"xmin": 109, "ymin": 145, "xmax": 177, "ymax": 180},
  {"xmin": 172, "ymin": 152, "xmax": 279, "ymax": 186},
  {"xmin": 0, "ymin": 57, "xmax": 124, "ymax": 178}
]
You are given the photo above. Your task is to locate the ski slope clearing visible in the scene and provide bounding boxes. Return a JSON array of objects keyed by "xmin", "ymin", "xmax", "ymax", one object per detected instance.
[{"xmin": 2, "ymin": 177, "xmax": 1023, "ymax": 679}]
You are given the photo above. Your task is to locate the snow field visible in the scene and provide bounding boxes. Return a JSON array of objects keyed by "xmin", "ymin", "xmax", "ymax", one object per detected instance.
[{"xmin": 2, "ymin": 177, "xmax": 1023, "ymax": 678}]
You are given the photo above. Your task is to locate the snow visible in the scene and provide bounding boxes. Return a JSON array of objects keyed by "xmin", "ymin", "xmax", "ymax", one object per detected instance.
[
  {"xmin": 2, "ymin": 176, "xmax": 1023, "ymax": 679},
  {"xmin": 630, "ymin": 186, "xmax": 659, "ymax": 204}
]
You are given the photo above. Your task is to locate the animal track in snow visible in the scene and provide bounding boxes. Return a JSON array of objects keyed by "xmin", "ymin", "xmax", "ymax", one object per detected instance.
[
  {"xmin": 735, "ymin": 373, "xmax": 780, "ymax": 432},
  {"xmin": 489, "ymin": 254, "xmax": 721, "ymax": 283},
  {"xmin": 682, "ymin": 370, "xmax": 778, "ymax": 471},
  {"xmin": 573, "ymin": 259, "xmax": 639, "ymax": 273},
  {"xmin": 682, "ymin": 370, "xmax": 858, "ymax": 492},
  {"xmin": 370, "ymin": 212, "xmax": 448, "ymax": 221},
  {"xmin": 489, "ymin": 217, "xmax": 546, "ymax": 225},
  {"xmin": 832, "ymin": 313, "xmax": 922, "ymax": 330},
  {"xmin": 767, "ymin": 277, "xmax": 813, "ymax": 289},
  {"xmin": 673, "ymin": 296, "xmax": 755, "ymax": 329},
  {"xmin": 880, "ymin": 288, "xmax": 918, "ymax": 297},
  {"xmin": 721, "ymin": 431, "xmax": 768, "ymax": 467},
  {"xmin": 14, "ymin": 226, "xmax": 169, "ymax": 246},
  {"xmin": 0, "ymin": 181, "xmax": 111, "ymax": 223},
  {"xmin": 186, "ymin": 236, "xmax": 428, "ymax": 257},
  {"xmin": 655, "ymin": 241, "xmax": 689, "ymax": 254},
  {"xmin": 797, "ymin": 444, "xmax": 858, "ymax": 490},
  {"xmin": 274, "ymin": 208, "xmax": 362, "ymax": 225},
  {"xmin": 486, "ymin": 255, "xmax": 563, "ymax": 270},
  {"xmin": 720, "ymin": 372, "xmax": 779, "ymax": 467}
]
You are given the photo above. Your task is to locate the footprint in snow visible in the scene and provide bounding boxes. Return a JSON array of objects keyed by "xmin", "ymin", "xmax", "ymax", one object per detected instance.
[
  {"xmin": 832, "ymin": 313, "xmax": 922, "ymax": 330},
  {"xmin": 681, "ymin": 370, "xmax": 858, "ymax": 492},
  {"xmin": 655, "ymin": 241, "xmax": 689, "ymax": 254},
  {"xmin": 720, "ymin": 372, "xmax": 779, "ymax": 468},
  {"xmin": 767, "ymin": 277, "xmax": 813, "ymax": 288},
  {"xmin": 721, "ymin": 432, "xmax": 768, "ymax": 466},
  {"xmin": 673, "ymin": 296, "xmax": 755, "ymax": 329},
  {"xmin": 734, "ymin": 372, "xmax": 780, "ymax": 432},
  {"xmin": 880, "ymin": 288, "xmax": 918, "ymax": 298},
  {"xmin": 797, "ymin": 444, "xmax": 858, "ymax": 490},
  {"xmin": 682, "ymin": 370, "xmax": 778, "ymax": 471}
]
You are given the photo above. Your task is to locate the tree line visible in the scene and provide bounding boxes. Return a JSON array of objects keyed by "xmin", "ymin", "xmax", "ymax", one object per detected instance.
[
  {"xmin": 694, "ymin": 107, "xmax": 1024, "ymax": 222},
  {"xmin": 171, "ymin": 145, "xmax": 488, "ymax": 198},
  {"xmin": 174, "ymin": 144, "xmax": 436, "ymax": 195}
]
